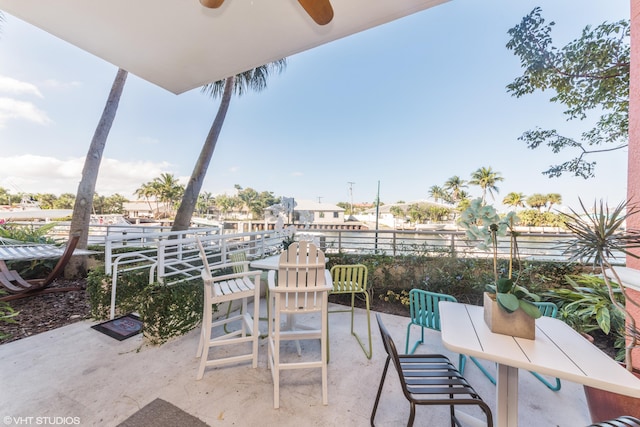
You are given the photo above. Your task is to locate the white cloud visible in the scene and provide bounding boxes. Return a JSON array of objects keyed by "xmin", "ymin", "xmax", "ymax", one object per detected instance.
[
  {"xmin": 0, "ymin": 155, "xmax": 174, "ymax": 197},
  {"xmin": 0, "ymin": 75, "xmax": 43, "ymax": 97},
  {"xmin": 0, "ymin": 97, "xmax": 52, "ymax": 128},
  {"xmin": 291, "ymin": 171, "xmax": 304, "ymax": 177},
  {"xmin": 41, "ymin": 79, "xmax": 82, "ymax": 90}
]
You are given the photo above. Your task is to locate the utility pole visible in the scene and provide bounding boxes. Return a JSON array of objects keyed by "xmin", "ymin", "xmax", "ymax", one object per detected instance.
[
  {"xmin": 317, "ymin": 196, "xmax": 323, "ymax": 203},
  {"xmin": 347, "ymin": 181, "xmax": 355, "ymax": 216}
]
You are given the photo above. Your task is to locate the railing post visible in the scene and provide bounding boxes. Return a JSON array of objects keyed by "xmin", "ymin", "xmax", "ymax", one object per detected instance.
[
  {"xmin": 393, "ymin": 231, "xmax": 397, "ymax": 257},
  {"xmin": 450, "ymin": 234, "xmax": 456, "ymax": 258}
]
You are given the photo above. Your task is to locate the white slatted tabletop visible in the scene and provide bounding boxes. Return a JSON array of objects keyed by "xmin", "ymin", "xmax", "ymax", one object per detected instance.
[{"xmin": 440, "ymin": 301, "xmax": 640, "ymax": 427}]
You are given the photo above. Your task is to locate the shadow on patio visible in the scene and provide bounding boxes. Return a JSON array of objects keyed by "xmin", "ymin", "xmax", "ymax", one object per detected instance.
[{"xmin": 0, "ymin": 304, "xmax": 590, "ymax": 426}]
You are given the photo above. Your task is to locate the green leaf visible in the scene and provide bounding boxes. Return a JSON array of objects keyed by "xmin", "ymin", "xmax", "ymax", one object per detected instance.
[
  {"xmin": 595, "ymin": 306, "xmax": 611, "ymax": 334},
  {"xmin": 497, "ymin": 293, "xmax": 519, "ymax": 313},
  {"xmin": 496, "ymin": 278, "xmax": 514, "ymax": 293},
  {"xmin": 519, "ymin": 300, "xmax": 542, "ymax": 319}
]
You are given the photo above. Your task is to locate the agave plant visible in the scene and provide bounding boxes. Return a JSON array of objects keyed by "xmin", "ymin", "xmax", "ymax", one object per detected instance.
[{"xmin": 560, "ymin": 199, "xmax": 640, "ymax": 371}]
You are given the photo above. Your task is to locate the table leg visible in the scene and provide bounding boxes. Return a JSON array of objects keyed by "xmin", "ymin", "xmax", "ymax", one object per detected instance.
[{"xmin": 495, "ymin": 363, "xmax": 518, "ymax": 427}]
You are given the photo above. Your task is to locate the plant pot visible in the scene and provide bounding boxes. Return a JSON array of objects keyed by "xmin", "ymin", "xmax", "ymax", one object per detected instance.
[
  {"xmin": 483, "ymin": 292, "xmax": 535, "ymax": 340},
  {"xmin": 584, "ymin": 365, "xmax": 640, "ymax": 423}
]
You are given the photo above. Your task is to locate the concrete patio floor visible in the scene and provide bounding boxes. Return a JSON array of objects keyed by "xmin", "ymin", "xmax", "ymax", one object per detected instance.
[{"xmin": 0, "ymin": 303, "xmax": 591, "ymax": 426}]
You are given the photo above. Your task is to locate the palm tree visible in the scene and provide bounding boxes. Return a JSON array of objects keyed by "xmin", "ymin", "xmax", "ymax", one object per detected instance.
[
  {"xmin": 428, "ymin": 185, "xmax": 447, "ymax": 203},
  {"xmin": 502, "ymin": 192, "xmax": 527, "ymax": 209},
  {"xmin": 443, "ymin": 175, "xmax": 468, "ymax": 203},
  {"xmin": 153, "ymin": 173, "xmax": 184, "ymax": 217},
  {"xmin": 171, "ymin": 60, "xmax": 287, "ymax": 231},
  {"xmin": 547, "ymin": 193, "xmax": 562, "ymax": 211},
  {"xmin": 469, "ymin": 166, "xmax": 504, "ymax": 203},
  {"xmin": 526, "ymin": 193, "xmax": 548, "ymax": 211},
  {"xmin": 214, "ymin": 194, "xmax": 239, "ymax": 218},
  {"xmin": 66, "ymin": 68, "xmax": 128, "ymax": 278},
  {"xmin": 197, "ymin": 191, "xmax": 213, "ymax": 216},
  {"xmin": 134, "ymin": 182, "xmax": 155, "ymax": 211}
]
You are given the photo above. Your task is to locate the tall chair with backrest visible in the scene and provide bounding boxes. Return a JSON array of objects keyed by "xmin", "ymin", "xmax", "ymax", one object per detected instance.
[
  {"xmin": 372, "ymin": 313, "xmax": 493, "ymax": 427},
  {"xmin": 267, "ymin": 241, "xmax": 332, "ymax": 409},
  {"xmin": 195, "ymin": 238, "xmax": 261, "ymax": 380},
  {"xmin": 328, "ymin": 264, "xmax": 371, "ymax": 360},
  {"xmin": 222, "ymin": 251, "xmax": 270, "ymax": 333}
]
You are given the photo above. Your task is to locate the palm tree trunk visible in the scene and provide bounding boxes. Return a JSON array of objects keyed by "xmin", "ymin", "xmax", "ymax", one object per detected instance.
[
  {"xmin": 172, "ymin": 76, "xmax": 235, "ymax": 231},
  {"xmin": 65, "ymin": 68, "xmax": 128, "ymax": 278}
]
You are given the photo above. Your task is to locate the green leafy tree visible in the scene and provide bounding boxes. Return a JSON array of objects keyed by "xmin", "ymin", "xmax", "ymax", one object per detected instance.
[
  {"xmin": 389, "ymin": 206, "xmax": 405, "ymax": 223},
  {"xmin": 33, "ymin": 193, "xmax": 57, "ymax": 209},
  {"xmin": 104, "ymin": 193, "xmax": 127, "ymax": 214},
  {"xmin": 214, "ymin": 194, "xmax": 240, "ymax": 218},
  {"xmin": 406, "ymin": 204, "xmax": 427, "ymax": 224},
  {"xmin": 469, "ymin": 166, "xmax": 504, "ymax": 203},
  {"xmin": 196, "ymin": 191, "xmax": 213, "ymax": 216},
  {"xmin": 171, "ymin": 60, "xmax": 287, "ymax": 231},
  {"xmin": 54, "ymin": 193, "xmax": 76, "ymax": 209},
  {"xmin": 506, "ymin": 7, "xmax": 629, "ymax": 178}
]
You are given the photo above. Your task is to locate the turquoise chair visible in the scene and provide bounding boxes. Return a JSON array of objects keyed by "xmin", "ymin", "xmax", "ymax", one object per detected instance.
[
  {"xmin": 405, "ymin": 289, "xmax": 484, "ymax": 375},
  {"xmin": 459, "ymin": 300, "xmax": 562, "ymax": 392}
]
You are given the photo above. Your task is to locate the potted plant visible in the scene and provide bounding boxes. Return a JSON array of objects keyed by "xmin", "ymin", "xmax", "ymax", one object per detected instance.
[
  {"xmin": 459, "ymin": 199, "xmax": 541, "ymax": 339},
  {"xmin": 560, "ymin": 199, "xmax": 640, "ymax": 422}
]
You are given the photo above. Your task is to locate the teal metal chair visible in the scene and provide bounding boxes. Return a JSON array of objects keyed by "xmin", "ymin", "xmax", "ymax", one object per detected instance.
[
  {"xmin": 405, "ymin": 289, "xmax": 484, "ymax": 375},
  {"xmin": 458, "ymin": 300, "xmax": 562, "ymax": 392},
  {"xmin": 328, "ymin": 264, "xmax": 372, "ymax": 360}
]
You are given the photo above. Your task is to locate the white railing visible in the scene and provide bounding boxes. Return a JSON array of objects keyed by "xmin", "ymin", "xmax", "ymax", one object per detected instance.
[{"xmin": 106, "ymin": 227, "xmax": 288, "ymax": 318}]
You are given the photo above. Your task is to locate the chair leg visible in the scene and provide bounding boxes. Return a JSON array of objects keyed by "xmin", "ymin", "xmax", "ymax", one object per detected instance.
[
  {"xmin": 349, "ymin": 292, "xmax": 372, "ymax": 359},
  {"xmin": 405, "ymin": 324, "xmax": 424, "ymax": 355},
  {"xmin": 530, "ymin": 371, "xmax": 561, "ymax": 391},
  {"xmin": 470, "ymin": 357, "xmax": 496, "ymax": 385},
  {"xmin": 370, "ymin": 356, "xmax": 391, "ymax": 426},
  {"xmin": 196, "ymin": 302, "xmax": 213, "ymax": 380},
  {"xmin": 321, "ymin": 292, "xmax": 328, "ymax": 405}
]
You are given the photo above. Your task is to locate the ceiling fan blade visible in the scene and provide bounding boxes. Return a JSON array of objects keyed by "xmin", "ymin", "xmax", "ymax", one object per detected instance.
[
  {"xmin": 200, "ymin": 0, "xmax": 225, "ymax": 8},
  {"xmin": 298, "ymin": 0, "xmax": 334, "ymax": 26}
]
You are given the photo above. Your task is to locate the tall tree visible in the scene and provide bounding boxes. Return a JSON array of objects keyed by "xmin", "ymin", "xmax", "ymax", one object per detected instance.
[
  {"xmin": 66, "ymin": 69, "xmax": 127, "ymax": 277},
  {"xmin": 546, "ymin": 193, "xmax": 562, "ymax": 211},
  {"xmin": 152, "ymin": 173, "xmax": 184, "ymax": 217},
  {"xmin": 171, "ymin": 60, "xmax": 287, "ymax": 231},
  {"xmin": 469, "ymin": 166, "xmax": 504, "ymax": 203},
  {"xmin": 428, "ymin": 185, "xmax": 447, "ymax": 204},
  {"xmin": 502, "ymin": 192, "xmax": 527, "ymax": 209},
  {"xmin": 526, "ymin": 193, "xmax": 548, "ymax": 211},
  {"xmin": 443, "ymin": 175, "xmax": 468, "ymax": 203},
  {"xmin": 506, "ymin": 7, "xmax": 629, "ymax": 178}
]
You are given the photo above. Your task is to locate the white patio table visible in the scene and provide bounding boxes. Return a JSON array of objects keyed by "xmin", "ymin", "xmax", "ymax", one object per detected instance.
[{"xmin": 439, "ymin": 301, "xmax": 640, "ymax": 427}]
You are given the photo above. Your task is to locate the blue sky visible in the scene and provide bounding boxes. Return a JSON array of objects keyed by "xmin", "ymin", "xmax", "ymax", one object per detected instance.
[{"xmin": 0, "ymin": 0, "xmax": 630, "ymax": 211}]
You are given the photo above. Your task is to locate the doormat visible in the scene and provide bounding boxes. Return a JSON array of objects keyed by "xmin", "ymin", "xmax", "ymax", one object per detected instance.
[
  {"xmin": 117, "ymin": 398, "xmax": 209, "ymax": 427},
  {"xmin": 91, "ymin": 314, "xmax": 143, "ymax": 341}
]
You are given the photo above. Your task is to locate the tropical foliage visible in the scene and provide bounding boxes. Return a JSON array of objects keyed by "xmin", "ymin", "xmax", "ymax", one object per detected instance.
[
  {"xmin": 560, "ymin": 200, "xmax": 640, "ymax": 369},
  {"xmin": 507, "ymin": 7, "xmax": 629, "ymax": 178}
]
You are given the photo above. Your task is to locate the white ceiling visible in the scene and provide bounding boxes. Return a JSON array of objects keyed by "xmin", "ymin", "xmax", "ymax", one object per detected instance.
[{"xmin": 0, "ymin": 0, "xmax": 449, "ymax": 94}]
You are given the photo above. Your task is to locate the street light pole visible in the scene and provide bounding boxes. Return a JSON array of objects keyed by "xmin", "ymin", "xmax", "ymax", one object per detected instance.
[{"xmin": 347, "ymin": 181, "xmax": 355, "ymax": 216}]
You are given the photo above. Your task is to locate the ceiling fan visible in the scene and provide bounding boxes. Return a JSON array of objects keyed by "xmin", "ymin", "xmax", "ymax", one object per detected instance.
[{"xmin": 199, "ymin": 0, "xmax": 334, "ymax": 26}]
